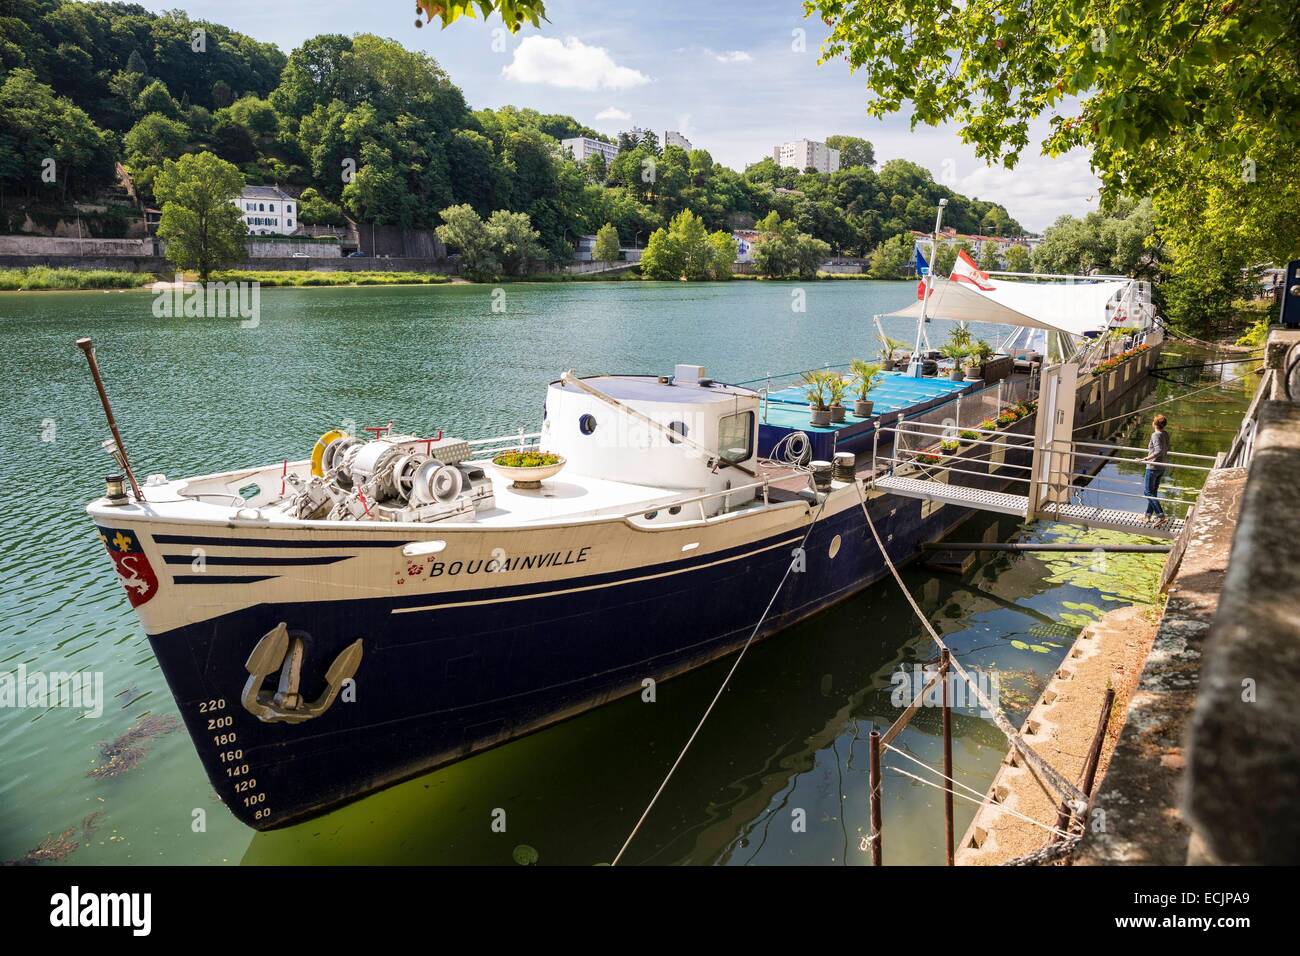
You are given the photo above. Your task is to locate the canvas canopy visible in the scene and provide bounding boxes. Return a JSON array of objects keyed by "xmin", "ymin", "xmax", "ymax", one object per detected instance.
[{"xmin": 886, "ymin": 276, "xmax": 1132, "ymax": 337}]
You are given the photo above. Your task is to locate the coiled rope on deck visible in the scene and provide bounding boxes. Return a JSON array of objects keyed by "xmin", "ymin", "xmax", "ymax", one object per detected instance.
[{"xmin": 611, "ymin": 489, "xmax": 830, "ymax": 865}]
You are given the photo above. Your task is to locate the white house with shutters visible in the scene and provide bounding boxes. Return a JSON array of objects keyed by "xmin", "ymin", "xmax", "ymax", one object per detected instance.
[{"xmin": 235, "ymin": 185, "xmax": 298, "ymax": 236}]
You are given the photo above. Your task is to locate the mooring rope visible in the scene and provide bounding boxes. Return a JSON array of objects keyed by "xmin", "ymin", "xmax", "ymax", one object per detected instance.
[
  {"xmin": 885, "ymin": 766, "xmax": 1072, "ymax": 841},
  {"xmin": 611, "ymin": 489, "xmax": 831, "ymax": 865},
  {"xmin": 852, "ymin": 480, "xmax": 1087, "ymax": 808}
]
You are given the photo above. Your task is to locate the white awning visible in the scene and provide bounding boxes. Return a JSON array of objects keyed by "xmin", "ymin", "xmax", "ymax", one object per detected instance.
[{"xmin": 886, "ymin": 277, "xmax": 1130, "ymax": 337}]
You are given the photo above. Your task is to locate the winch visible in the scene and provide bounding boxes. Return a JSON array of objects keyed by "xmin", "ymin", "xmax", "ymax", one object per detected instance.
[{"xmin": 290, "ymin": 430, "xmax": 492, "ymax": 523}]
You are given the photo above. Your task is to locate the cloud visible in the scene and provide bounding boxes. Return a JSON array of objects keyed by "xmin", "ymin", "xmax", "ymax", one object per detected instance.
[
  {"xmin": 707, "ymin": 49, "xmax": 753, "ymax": 64},
  {"xmin": 596, "ymin": 107, "xmax": 631, "ymax": 121},
  {"xmin": 955, "ymin": 152, "xmax": 1100, "ymax": 232},
  {"xmin": 503, "ymin": 36, "xmax": 650, "ymax": 91}
]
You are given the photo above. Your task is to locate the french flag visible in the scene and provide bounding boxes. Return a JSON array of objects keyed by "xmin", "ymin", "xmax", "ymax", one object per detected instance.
[
  {"xmin": 915, "ymin": 246, "xmax": 929, "ymax": 299},
  {"xmin": 951, "ymin": 249, "xmax": 995, "ymax": 290}
]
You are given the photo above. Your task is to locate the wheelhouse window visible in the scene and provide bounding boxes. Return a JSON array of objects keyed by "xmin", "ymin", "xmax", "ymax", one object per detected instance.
[{"xmin": 718, "ymin": 410, "xmax": 754, "ymax": 463}]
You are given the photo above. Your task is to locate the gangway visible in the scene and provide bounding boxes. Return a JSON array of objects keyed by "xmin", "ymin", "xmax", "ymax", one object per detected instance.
[{"xmin": 868, "ymin": 364, "xmax": 1217, "ymax": 541}]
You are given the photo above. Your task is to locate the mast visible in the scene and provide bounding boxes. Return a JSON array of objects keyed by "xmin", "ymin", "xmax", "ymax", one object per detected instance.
[{"xmin": 911, "ymin": 198, "xmax": 948, "ymax": 377}]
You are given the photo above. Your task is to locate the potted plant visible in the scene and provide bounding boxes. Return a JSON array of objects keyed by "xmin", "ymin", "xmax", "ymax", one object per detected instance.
[
  {"xmin": 490, "ymin": 448, "xmax": 566, "ymax": 489},
  {"xmin": 850, "ymin": 359, "xmax": 882, "ymax": 418},
  {"xmin": 802, "ymin": 369, "xmax": 832, "ymax": 426},
  {"xmin": 965, "ymin": 339, "xmax": 993, "ymax": 379},
  {"xmin": 879, "ymin": 335, "xmax": 909, "ymax": 370},
  {"xmin": 827, "ymin": 372, "xmax": 849, "ymax": 423},
  {"xmin": 940, "ymin": 342, "xmax": 967, "ymax": 381}
]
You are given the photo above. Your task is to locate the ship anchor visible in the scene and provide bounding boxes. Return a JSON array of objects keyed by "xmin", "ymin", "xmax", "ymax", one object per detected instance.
[{"xmin": 241, "ymin": 623, "xmax": 363, "ymax": 724}]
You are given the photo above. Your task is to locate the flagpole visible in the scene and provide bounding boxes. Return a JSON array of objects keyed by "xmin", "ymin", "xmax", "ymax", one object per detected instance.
[{"xmin": 911, "ymin": 198, "xmax": 947, "ymax": 377}]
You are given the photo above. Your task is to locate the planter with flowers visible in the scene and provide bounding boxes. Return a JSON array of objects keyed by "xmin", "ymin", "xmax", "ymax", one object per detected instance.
[{"xmin": 491, "ymin": 449, "xmax": 566, "ymax": 489}]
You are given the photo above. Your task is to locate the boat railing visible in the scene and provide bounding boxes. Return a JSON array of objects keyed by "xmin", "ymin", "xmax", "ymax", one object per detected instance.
[{"xmin": 871, "ymin": 418, "xmax": 1214, "ymax": 519}]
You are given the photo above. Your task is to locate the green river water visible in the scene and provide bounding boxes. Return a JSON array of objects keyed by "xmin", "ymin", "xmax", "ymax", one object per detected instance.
[{"xmin": 0, "ymin": 280, "xmax": 1254, "ymax": 865}]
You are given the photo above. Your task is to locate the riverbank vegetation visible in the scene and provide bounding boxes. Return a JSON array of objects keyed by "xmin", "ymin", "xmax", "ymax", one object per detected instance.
[
  {"xmin": 0, "ymin": 267, "xmax": 153, "ymax": 291},
  {"xmin": 208, "ymin": 270, "xmax": 451, "ymax": 287}
]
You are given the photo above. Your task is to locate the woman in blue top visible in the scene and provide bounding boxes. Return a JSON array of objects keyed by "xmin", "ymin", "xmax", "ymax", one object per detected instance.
[{"xmin": 1141, "ymin": 414, "xmax": 1170, "ymax": 525}]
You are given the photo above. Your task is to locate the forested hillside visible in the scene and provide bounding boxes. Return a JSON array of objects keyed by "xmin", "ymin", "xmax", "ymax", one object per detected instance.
[{"xmin": 0, "ymin": 0, "xmax": 1023, "ymax": 261}]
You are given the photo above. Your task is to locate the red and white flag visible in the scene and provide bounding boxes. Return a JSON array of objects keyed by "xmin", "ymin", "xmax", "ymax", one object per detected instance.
[{"xmin": 950, "ymin": 249, "xmax": 995, "ymax": 291}]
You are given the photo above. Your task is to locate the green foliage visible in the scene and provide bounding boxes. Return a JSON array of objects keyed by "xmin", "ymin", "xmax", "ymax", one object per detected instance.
[
  {"xmin": 1003, "ymin": 243, "xmax": 1033, "ymax": 273},
  {"xmin": 435, "ymin": 204, "xmax": 500, "ymax": 281},
  {"xmin": 0, "ymin": 1, "xmax": 1032, "ymax": 279},
  {"xmin": 488, "ymin": 209, "xmax": 544, "ymax": 276},
  {"xmin": 934, "ymin": 239, "xmax": 972, "ymax": 277},
  {"xmin": 639, "ymin": 210, "xmax": 734, "ymax": 281},
  {"xmin": 850, "ymin": 359, "xmax": 882, "ymax": 399},
  {"xmin": 0, "ymin": 67, "xmax": 117, "ymax": 200},
  {"xmin": 801, "ymin": 369, "xmax": 832, "ymax": 410},
  {"xmin": 807, "ymin": 0, "xmax": 1300, "ymax": 334},
  {"xmin": 491, "ymin": 449, "xmax": 563, "ymax": 468},
  {"xmin": 825, "ymin": 135, "xmax": 875, "ymax": 169},
  {"xmin": 752, "ymin": 211, "xmax": 830, "ymax": 279},
  {"xmin": 153, "ymin": 152, "xmax": 247, "ymax": 280},
  {"xmin": 1033, "ymin": 197, "xmax": 1159, "ymax": 279},
  {"xmin": 593, "ymin": 222, "xmax": 621, "ymax": 263},
  {"xmin": 0, "ymin": 267, "xmax": 153, "ymax": 291},
  {"xmin": 414, "ymin": 0, "xmax": 547, "ymax": 33},
  {"xmin": 295, "ymin": 187, "xmax": 346, "ymax": 227},
  {"xmin": 868, "ymin": 233, "xmax": 914, "ymax": 279},
  {"xmin": 209, "ymin": 270, "xmax": 449, "ymax": 287}
]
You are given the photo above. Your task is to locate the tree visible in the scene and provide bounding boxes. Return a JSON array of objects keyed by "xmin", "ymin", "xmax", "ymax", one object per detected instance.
[
  {"xmin": 1032, "ymin": 199, "xmax": 1158, "ymax": 279},
  {"xmin": 153, "ymin": 152, "xmax": 247, "ymax": 281},
  {"xmin": 706, "ymin": 232, "xmax": 736, "ymax": 280},
  {"xmin": 639, "ymin": 226, "xmax": 684, "ymax": 281},
  {"xmin": 593, "ymin": 222, "xmax": 621, "ymax": 264},
  {"xmin": 297, "ymin": 187, "xmax": 347, "ymax": 226},
  {"xmin": 415, "ymin": 0, "xmax": 546, "ymax": 32},
  {"xmin": 436, "ymin": 204, "xmax": 500, "ymax": 281},
  {"xmin": 826, "ymin": 135, "xmax": 875, "ymax": 168},
  {"xmin": 135, "ymin": 79, "xmax": 180, "ymax": 119},
  {"xmin": 1004, "ymin": 244, "xmax": 1033, "ymax": 274},
  {"xmin": 868, "ymin": 234, "xmax": 913, "ymax": 279},
  {"xmin": 809, "ymin": 0, "xmax": 1300, "ymax": 332},
  {"xmin": 934, "ymin": 240, "xmax": 972, "ymax": 277},
  {"xmin": 488, "ymin": 209, "xmax": 544, "ymax": 276},
  {"xmin": 639, "ymin": 210, "xmax": 734, "ymax": 281},
  {"xmin": 977, "ymin": 240, "xmax": 1001, "ymax": 272}
]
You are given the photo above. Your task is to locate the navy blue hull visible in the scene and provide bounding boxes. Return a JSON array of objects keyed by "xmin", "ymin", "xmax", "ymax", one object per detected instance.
[
  {"xmin": 152, "ymin": 460, "xmax": 1022, "ymax": 830},
  {"xmin": 151, "ymin": 359, "xmax": 1157, "ymax": 830}
]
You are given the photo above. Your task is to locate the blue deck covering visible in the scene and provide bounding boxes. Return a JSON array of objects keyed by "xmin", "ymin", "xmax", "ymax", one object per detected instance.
[{"xmin": 757, "ymin": 370, "xmax": 974, "ymax": 462}]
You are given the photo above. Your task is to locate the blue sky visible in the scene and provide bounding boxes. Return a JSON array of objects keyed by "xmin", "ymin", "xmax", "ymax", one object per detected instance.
[{"xmin": 142, "ymin": 0, "xmax": 1099, "ymax": 231}]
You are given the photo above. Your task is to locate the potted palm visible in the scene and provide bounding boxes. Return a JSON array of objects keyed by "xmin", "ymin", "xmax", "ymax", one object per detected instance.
[
  {"xmin": 827, "ymin": 372, "xmax": 849, "ymax": 423},
  {"xmin": 940, "ymin": 342, "xmax": 967, "ymax": 380},
  {"xmin": 802, "ymin": 370, "xmax": 832, "ymax": 426},
  {"xmin": 879, "ymin": 335, "xmax": 910, "ymax": 370},
  {"xmin": 850, "ymin": 359, "xmax": 882, "ymax": 418},
  {"xmin": 965, "ymin": 339, "xmax": 993, "ymax": 379}
]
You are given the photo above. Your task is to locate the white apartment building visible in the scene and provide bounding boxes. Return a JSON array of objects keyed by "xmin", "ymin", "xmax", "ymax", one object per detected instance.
[
  {"xmin": 772, "ymin": 139, "xmax": 841, "ymax": 174},
  {"xmin": 664, "ymin": 130, "xmax": 693, "ymax": 151},
  {"xmin": 561, "ymin": 136, "xmax": 620, "ymax": 166},
  {"xmin": 235, "ymin": 185, "xmax": 297, "ymax": 236}
]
